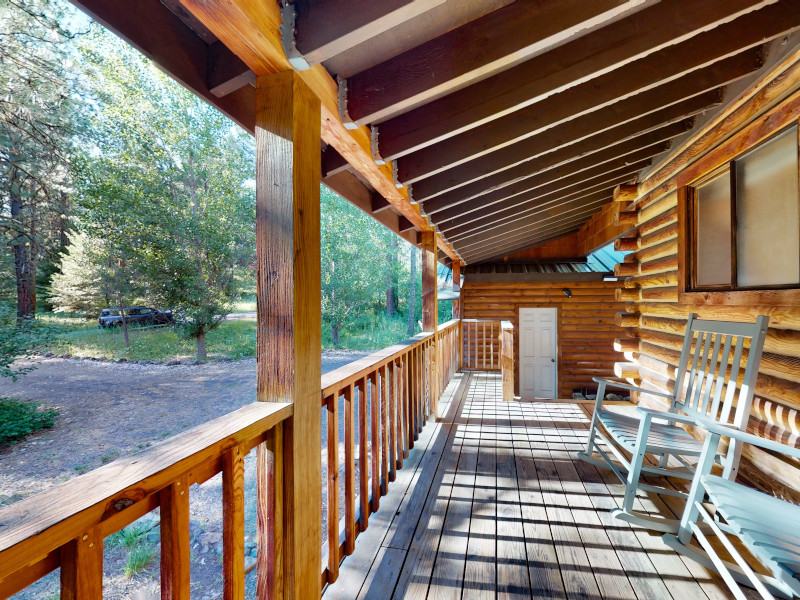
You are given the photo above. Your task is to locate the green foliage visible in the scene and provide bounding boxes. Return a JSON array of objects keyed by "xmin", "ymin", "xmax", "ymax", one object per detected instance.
[
  {"xmin": 0, "ymin": 398, "xmax": 58, "ymax": 444},
  {"xmin": 0, "ymin": 303, "xmax": 55, "ymax": 379},
  {"xmin": 0, "ymin": 0, "xmax": 86, "ymax": 319},
  {"xmin": 48, "ymin": 231, "xmax": 107, "ymax": 314},
  {"xmin": 74, "ymin": 30, "xmax": 255, "ymax": 358}
]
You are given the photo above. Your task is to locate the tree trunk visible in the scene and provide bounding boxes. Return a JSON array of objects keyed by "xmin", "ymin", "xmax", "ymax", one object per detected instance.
[
  {"xmin": 332, "ymin": 323, "xmax": 340, "ymax": 347},
  {"xmin": 386, "ymin": 236, "xmax": 397, "ymax": 317},
  {"xmin": 196, "ymin": 331, "xmax": 207, "ymax": 359},
  {"xmin": 407, "ymin": 247, "xmax": 416, "ymax": 336},
  {"xmin": 10, "ymin": 189, "xmax": 35, "ymax": 322},
  {"xmin": 118, "ymin": 299, "xmax": 130, "ymax": 348}
]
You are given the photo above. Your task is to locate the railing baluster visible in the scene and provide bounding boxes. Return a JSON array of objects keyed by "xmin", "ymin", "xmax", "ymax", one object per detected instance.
[
  {"xmin": 223, "ymin": 445, "xmax": 245, "ymax": 600},
  {"xmin": 400, "ymin": 357, "xmax": 410, "ymax": 459},
  {"xmin": 388, "ymin": 360, "xmax": 398, "ymax": 478},
  {"xmin": 60, "ymin": 526, "xmax": 103, "ymax": 600},
  {"xmin": 257, "ymin": 425, "xmax": 283, "ymax": 597},
  {"xmin": 380, "ymin": 364, "xmax": 390, "ymax": 489},
  {"xmin": 160, "ymin": 475, "xmax": 191, "ymax": 600},
  {"xmin": 325, "ymin": 394, "xmax": 340, "ymax": 581},
  {"xmin": 358, "ymin": 377, "xmax": 369, "ymax": 532},
  {"xmin": 344, "ymin": 384, "xmax": 356, "ymax": 555},
  {"xmin": 370, "ymin": 372, "xmax": 381, "ymax": 512}
]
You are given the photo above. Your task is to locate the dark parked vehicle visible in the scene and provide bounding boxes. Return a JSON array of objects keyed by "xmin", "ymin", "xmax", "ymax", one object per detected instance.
[{"xmin": 98, "ymin": 306, "xmax": 174, "ymax": 329}]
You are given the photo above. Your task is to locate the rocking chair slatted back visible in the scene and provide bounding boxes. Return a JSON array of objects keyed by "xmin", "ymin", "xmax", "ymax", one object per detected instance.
[{"xmin": 670, "ymin": 315, "xmax": 769, "ymax": 479}]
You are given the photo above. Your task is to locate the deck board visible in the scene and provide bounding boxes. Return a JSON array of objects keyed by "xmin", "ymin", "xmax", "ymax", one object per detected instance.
[{"xmin": 322, "ymin": 373, "xmax": 737, "ymax": 600}]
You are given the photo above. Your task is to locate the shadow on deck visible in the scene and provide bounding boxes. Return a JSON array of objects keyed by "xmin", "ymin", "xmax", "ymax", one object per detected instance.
[{"xmin": 323, "ymin": 371, "xmax": 733, "ymax": 600}]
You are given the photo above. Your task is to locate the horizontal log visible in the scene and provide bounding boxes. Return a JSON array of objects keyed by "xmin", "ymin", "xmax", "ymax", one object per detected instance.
[
  {"xmin": 614, "ymin": 338, "xmax": 640, "ymax": 353},
  {"xmin": 639, "ymin": 256, "xmax": 678, "ymax": 275},
  {"xmin": 613, "ymin": 183, "xmax": 639, "ymax": 203},
  {"xmin": 616, "ymin": 288, "xmax": 640, "ymax": 302},
  {"xmin": 615, "ymin": 263, "xmax": 638, "ymax": 277},
  {"xmin": 629, "ymin": 301, "xmax": 800, "ymax": 330},
  {"xmin": 622, "ymin": 270, "xmax": 678, "ymax": 289},
  {"xmin": 614, "ymin": 237, "xmax": 639, "ymax": 252},
  {"xmin": 639, "ymin": 189, "xmax": 678, "ymax": 223},
  {"xmin": 614, "ymin": 210, "xmax": 639, "ymax": 227},
  {"xmin": 634, "ymin": 238, "xmax": 677, "ymax": 263},
  {"xmin": 639, "ymin": 221, "xmax": 678, "ymax": 250},
  {"xmin": 639, "ymin": 287, "xmax": 679, "ymax": 302},
  {"xmin": 616, "ymin": 312, "xmax": 639, "ymax": 328},
  {"xmin": 638, "ymin": 206, "xmax": 678, "ymax": 238}
]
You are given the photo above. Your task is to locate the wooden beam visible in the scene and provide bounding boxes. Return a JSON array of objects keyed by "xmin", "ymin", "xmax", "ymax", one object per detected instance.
[
  {"xmin": 377, "ymin": 0, "xmax": 787, "ymax": 160},
  {"xmin": 70, "ymin": 0, "xmax": 257, "ymax": 132},
  {"xmin": 439, "ymin": 183, "xmax": 625, "ymax": 239},
  {"xmin": 445, "ymin": 188, "xmax": 614, "ymax": 241},
  {"xmin": 613, "ymin": 183, "xmax": 640, "ymax": 203},
  {"xmin": 395, "ymin": 46, "xmax": 765, "ymax": 180},
  {"xmin": 455, "ymin": 198, "xmax": 610, "ymax": 251},
  {"xmin": 463, "ymin": 215, "xmax": 600, "ymax": 262},
  {"xmin": 321, "ymin": 146, "xmax": 349, "ymax": 178},
  {"xmin": 344, "ymin": 0, "xmax": 636, "ymax": 124},
  {"xmin": 429, "ymin": 121, "xmax": 686, "ymax": 231},
  {"xmin": 408, "ymin": 89, "xmax": 718, "ymax": 197},
  {"xmin": 615, "ymin": 210, "xmax": 639, "ymax": 227},
  {"xmin": 432, "ymin": 159, "xmax": 650, "ymax": 225},
  {"xmin": 423, "ymin": 137, "xmax": 669, "ymax": 216},
  {"xmin": 176, "ymin": 0, "xmax": 460, "ymax": 266},
  {"xmin": 397, "ymin": 216, "xmax": 415, "ymax": 233},
  {"xmin": 452, "ymin": 261, "xmax": 461, "ymax": 319},
  {"xmin": 468, "ymin": 229, "xmax": 584, "ymax": 264},
  {"xmin": 254, "ymin": 71, "xmax": 321, "ymax": 599},
  {"xmin": 370, "ymin": 192, "xmax": 393, "ymax": 214},
  {"xmin": 291, "ymin": 0, "xmax": 445, "ymax": 66},
  {"xmin": 208, "ymin": 40, "xmax": 255, "ymax": 98}
]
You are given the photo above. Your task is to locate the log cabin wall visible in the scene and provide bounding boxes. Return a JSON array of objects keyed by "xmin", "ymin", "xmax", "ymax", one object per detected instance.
[
  {"xmin": 620, "ymin": 63, "xmax": 800, "ymax": 504},
  {"xmin": 462, "ymin": 280, "xmax": 625, "ymax": 398}
]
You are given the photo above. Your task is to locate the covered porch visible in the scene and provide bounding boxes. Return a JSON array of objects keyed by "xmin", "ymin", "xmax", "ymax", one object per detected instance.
[{"xmin": 324, "ymin": 371, "xmax": 732, "ymax": 600}]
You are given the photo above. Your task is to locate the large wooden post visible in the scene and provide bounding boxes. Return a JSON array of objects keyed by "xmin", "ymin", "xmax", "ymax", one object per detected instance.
[
  {"xmin": 451, "ymin": 261, "xmax": 461, "ymax": 319},
  {"xmin": 255, "ymin": 70, "xmax": 321, "ymax": 600},
  {"xmin": 421, "ymin": 231, "xmax": 438, "ymax": 418}
]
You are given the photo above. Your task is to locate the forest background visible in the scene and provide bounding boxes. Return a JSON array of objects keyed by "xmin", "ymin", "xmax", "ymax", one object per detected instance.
[{"xmin": 0, "ymin": 0, "xmax": 453, "ymax": 368}]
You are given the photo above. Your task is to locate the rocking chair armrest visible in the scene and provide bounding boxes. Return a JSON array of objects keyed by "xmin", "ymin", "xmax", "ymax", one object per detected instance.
[
  {"xmin": 635, "ymin": 406, "xmax": 695, "ymax": 425},
  {"xmin": 696, "ymin": 417, "xmax": 800, "ymax": 460},
  {"xmin": 592, "ymin": 376, "xmax": 674, "ymax": 400}
]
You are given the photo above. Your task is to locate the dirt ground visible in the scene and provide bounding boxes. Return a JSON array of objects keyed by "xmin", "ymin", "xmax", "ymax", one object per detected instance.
[{"xmin": 0, "ymin": 352, "xmax": 367, "ymax": 600}]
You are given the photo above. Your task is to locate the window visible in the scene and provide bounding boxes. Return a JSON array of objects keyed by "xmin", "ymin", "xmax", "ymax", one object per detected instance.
[{"xmin": 687, "ymin": 125, "xmax": 800, "ymax": 292}]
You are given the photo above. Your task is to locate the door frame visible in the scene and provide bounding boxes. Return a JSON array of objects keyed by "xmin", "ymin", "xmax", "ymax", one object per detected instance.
[{"xmin": 516, "ymin": 305, "xmax": 561, "ymax": 398}]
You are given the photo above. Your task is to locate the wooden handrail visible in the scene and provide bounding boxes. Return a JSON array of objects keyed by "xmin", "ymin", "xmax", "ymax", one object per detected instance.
[
  {"xmin": 319, "ymin": 319, "xmax": 461, "ymax": 586},
  {"xmin": 0, "ymin": 401, "xmax": 292, "ymax": 599}
]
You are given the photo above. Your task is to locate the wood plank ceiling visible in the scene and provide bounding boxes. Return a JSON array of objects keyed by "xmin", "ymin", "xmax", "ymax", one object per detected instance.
[{"xmin": 72, "ymin": 0, "xmax": 800, "ymax": 265}]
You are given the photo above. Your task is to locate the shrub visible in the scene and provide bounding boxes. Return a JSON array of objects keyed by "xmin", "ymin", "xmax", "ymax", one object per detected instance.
[{"xmin": 0, "ymin": 399, "xmax": 58, "ymax": 444}]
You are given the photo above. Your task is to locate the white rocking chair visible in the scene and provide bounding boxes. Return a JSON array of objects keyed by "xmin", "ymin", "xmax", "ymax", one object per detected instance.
[
  {"xmin": 663, "ymin": 419, "xmax": 800, "ymax": 599},
  {"xmin": 578, "ymin": 313, "xmax": 769, "ymax": 533}
]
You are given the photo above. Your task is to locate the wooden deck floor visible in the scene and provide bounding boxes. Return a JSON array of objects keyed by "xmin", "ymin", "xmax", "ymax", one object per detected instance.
[{"xmin": 323, "ymin": 371, "xmax": 737, "ymax": 600}]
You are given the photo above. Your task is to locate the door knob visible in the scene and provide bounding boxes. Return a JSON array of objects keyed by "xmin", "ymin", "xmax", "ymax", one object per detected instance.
[{"xmin": 551, "ymin": 358, "xmax": 555, "ymax": 362}]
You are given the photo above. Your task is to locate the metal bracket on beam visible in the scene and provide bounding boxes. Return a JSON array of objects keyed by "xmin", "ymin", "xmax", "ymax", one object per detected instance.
[
  {"xmin": 391, "ymin": 161, "xmax": 404, "ymax": 189},
  {"xmin": 337, "ymin": 77, "xmax": 358, "ymax": 130},
  {"xmin": 371, "ymin": 126, "xmax": 385, "ymax": 165},
  {"xmin": 280, "ymin": 3, "xmax": 310, "ymax": 71}
]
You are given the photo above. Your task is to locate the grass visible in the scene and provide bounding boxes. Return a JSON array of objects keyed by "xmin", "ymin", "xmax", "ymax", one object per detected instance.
[
  {"xmin": 108, "ymin": 523, "xmax": 157, "ymax": 578},
  {"xmin": 43, "ymin": 318, "xmax": 257, "ymax": 362},
  {"xmin": 38, "ymin": 306, "xmax": 436, "ymax": 361}
]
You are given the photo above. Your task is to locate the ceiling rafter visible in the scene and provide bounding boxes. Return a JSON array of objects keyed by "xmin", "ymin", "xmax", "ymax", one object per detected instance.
[{"xmin": 377, "ymin": 0, "xmax": 790, "ymax": 161}]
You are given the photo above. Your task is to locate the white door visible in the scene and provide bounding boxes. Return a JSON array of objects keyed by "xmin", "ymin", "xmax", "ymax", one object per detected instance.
[{"xmin": 519, "ymin": 307, "xmax": 557, "ymax": 398}]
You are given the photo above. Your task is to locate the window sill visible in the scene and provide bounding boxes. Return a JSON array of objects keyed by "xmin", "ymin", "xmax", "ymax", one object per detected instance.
[{"xmin": 679, "ymin": 288, "xmax": 800, "ymax": 306}]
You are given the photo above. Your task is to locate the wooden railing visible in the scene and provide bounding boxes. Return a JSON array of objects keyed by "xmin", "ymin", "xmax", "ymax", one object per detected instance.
[
  {"xmin": 0, "ymin": 319, "xmax": 463, "ymax": 599},
  {"xmin": 0, "ymin": 401, "xmax": 292, "ymax": 600},
  {"xmin": 461, "ymin": 319, "xmax": 502, "ymax": 371},
  {"xmin": 319, "ymin": 319, "xmax": 460, "ymax": 585}
]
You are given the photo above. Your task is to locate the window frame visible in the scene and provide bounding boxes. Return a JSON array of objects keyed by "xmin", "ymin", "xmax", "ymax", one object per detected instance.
[{"xmin": 679, "ymin": 123, "xmax": 800, "ymax": 306}]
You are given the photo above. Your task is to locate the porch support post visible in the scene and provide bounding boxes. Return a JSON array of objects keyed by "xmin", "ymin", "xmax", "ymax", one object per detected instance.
[
  {"xmin": 255, "ymin": 70, "xmax": 322, "ymax": 600},
  {"xmin": 451, "ymin": 261, "xmax": 461, "ymax": 319},
  {"xmin": 421, "ymin": 231, "xmax": 438, "ymax": 418}
]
